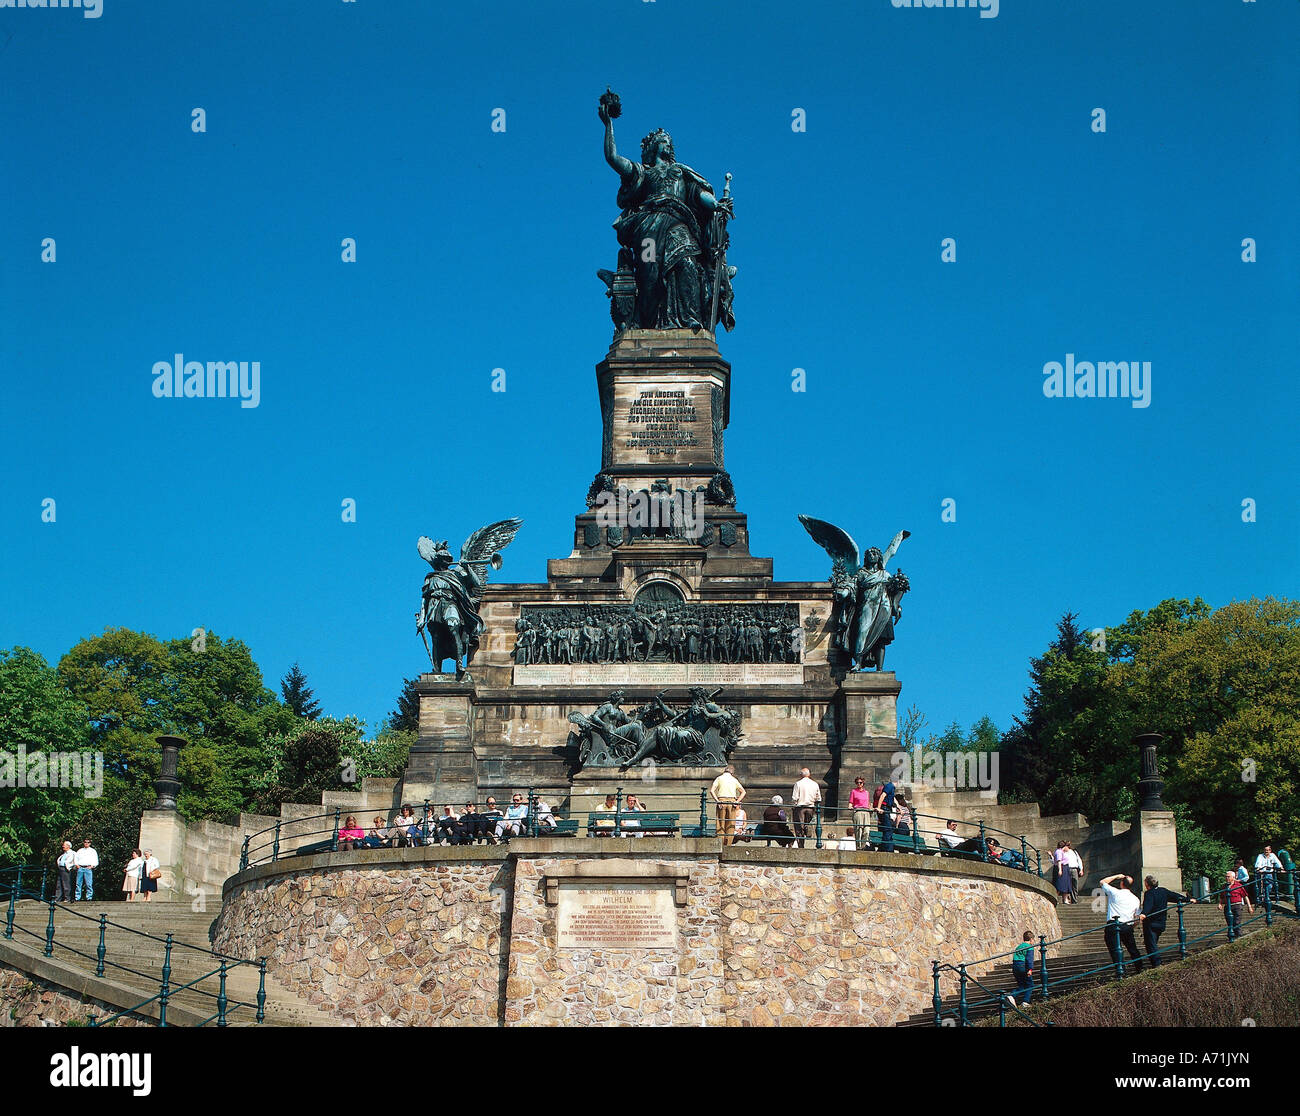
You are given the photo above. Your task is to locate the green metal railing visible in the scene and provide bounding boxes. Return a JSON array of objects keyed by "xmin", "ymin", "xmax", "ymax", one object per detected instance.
[
  {"xmin": 3, "ymin": 869, "xmax": 267, "ymax": 1027},
  {"xmin": 233, "ymin": 790, "xmax": 1044, "ymax": 873},
  {"xmin": 930, "ymin": 873, "xmax": 1299, "ymax": 1026}
]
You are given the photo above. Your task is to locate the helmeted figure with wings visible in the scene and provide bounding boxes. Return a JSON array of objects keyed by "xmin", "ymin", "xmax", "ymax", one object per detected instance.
[
  {"xmin": 416, "ymin": 518, "xmax": 523, "ymax": 675},
  {"xmin": 799, "ymin": 516, "xmax": 912, "ymax": 672}
]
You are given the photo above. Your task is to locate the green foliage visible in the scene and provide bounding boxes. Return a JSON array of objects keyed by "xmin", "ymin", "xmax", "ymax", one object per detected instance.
[
  {"xmin": 347, "ymin": 726, "xmax": 414, "ymax": 782},
  {"xmin": 252, "ymin": 716, "xmax": 363, "ymax": 811},
  {"xmin": 52, "ymin": 781, "xmax": 156, "ymax": 898},
  {"xmin": 1001, "ymin": 598, "xmax": 1300, "ymax": 859},
  {"xmin": 280, "ymin": 662, "xmax": 322, "ymax": 720},
  {"xmin": 0, "ymin": 648, "xmax": 94, "ymax": 863},
  {"xmin": 389, "ymin": 678, "xmax": 420, "ymax": 734},
  {"xmin": 1169, "ymin": 803, "xmax": 1235, "ymax": 885}
]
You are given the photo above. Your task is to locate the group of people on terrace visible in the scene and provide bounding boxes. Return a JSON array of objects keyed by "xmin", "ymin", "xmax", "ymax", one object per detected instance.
[{"xmin": 335, "ymin": 796, "xmax": 562, "ymax": 850}]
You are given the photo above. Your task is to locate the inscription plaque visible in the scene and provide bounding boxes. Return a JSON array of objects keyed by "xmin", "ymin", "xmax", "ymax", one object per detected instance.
[{"xmin": 556, "ymin": 882, "xmax": 678, "ymax": 950}]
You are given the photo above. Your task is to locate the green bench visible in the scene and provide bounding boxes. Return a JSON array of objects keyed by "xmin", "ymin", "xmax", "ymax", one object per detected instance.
[
  {"xmin": 587, "ymin": 811, "xmax": 680, "ymax": 837},
  {"xmin": 867, "ymin": 828, "xmax": 928, "ymax": 853},
  {"xmin": 533, "ymin": 817, "xmax": 579, "ymax": 837},
  {"xmin": 291, "ymin": 838, "xmax": 336, "ymax": 858}
]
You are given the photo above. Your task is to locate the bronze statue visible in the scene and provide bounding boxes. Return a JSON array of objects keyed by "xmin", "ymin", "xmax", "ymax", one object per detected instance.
[
  {"xmin": 416, "ymin": 518, "xmax": 522, "ymax": 676},
  {"xmin": 567, "ymin": 687, "xmax": 743, "ymax": 770},
  {"xmin": 799, "ymin": 516, "xmax": 912, "ymax": 672},
  {"xmin": 598, "ymin": 90, "xmax": 735, "ymax": 333}
]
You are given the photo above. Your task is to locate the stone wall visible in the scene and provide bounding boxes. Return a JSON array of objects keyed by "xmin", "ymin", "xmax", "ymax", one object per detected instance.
[
  {"xmin": 212, "ymin": 840, "xmax": 1059, "ymax": 1027},
  {"xmin": 213, "ymin": 847, "xmax": 509, "ymax": 1026},
  {"xmin": 0, "ymin": 962, "xmax": 148, "ymax": 1028}
]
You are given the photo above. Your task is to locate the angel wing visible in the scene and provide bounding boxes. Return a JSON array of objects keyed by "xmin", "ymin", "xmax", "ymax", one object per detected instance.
[
  {"xmin": 797, "ymin": 514, "xmax": 861, "ymax": 575},
  {"xmin": 460, "ymin": 517, "xmax": 524, "ymax": 564}
]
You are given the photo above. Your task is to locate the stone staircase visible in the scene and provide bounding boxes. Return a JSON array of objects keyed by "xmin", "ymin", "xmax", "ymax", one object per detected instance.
[
  {"xmin": 898, "ymin": 896, "xmax": 1288, "ymax": 1026},
  {"xmin": 3, "ymin": 899, "xmax": 335, "ymax": 1027}
]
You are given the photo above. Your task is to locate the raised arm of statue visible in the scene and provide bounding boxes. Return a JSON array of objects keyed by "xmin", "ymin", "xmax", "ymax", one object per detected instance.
[
  {"xmin": 881, "ymin": 529, "xmax": 911, "ymax": 568},
  {"xmin": 599, "ymin": 104, "xmax": 635, "ymax": 179}
]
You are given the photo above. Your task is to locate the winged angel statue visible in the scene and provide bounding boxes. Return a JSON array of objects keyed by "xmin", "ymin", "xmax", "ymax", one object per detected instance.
[
  {"xmin": 798, "ymin": 516, "xmax": 911, "ymax": 672},
  {"xmin": 416, "ymin": 518, "xmax": 523, "ymax": 675}
]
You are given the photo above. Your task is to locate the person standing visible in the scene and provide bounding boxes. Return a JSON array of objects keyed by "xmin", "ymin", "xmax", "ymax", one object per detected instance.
[
  {"xmin": 1065, "ymin": 842, "xmax": 1083, "ymax": 900},
  {"xmin": 1052, "ymin": 842, "xmax": 1074, "ymax": 904},
  {"xmin": 1098, "ymin": 873, "xmax": 1144, "ymax": 973},
  {"xmin": 1138, "ymin": 875, "xmax": 1194, "ymax": 966},
  {"xmin": 139, "ymin": 850, "xmax": 160, "ymax": 902},
  {"xmin": 1005, "ymin": 931, "xmax": 1036, "ymax": 1008},
  {"xmin": 1219, "ymin": 870, "xmax": 1254, "ymax": 941},
  {"xmin": 55, "ymin": 841, "xmax": 75, "ymax": 902},
  {"xmin": 122, "ymin": 849, "xmax": 144, "ymax": 901},
  {"xmin": 73, "ymin": 839, "xmax": 99, "ymax": 902},
  {"xmin": 1255, "ymin": 845, "xmax": 1283, "ymax": 905},
  {"xmin": 791, "ymin": 768, "xmax": 822, "ymax": 848},
  {"xmin": 874, "ymin": 777, "xmax": 897, "ymax": 853},
  {"xmin": 849, "ymin": 776, "xmax": 873, "ymax": 850},
  {"xmin": 709, "ymin": 765, "xmax": 746, "ymax": 846}
]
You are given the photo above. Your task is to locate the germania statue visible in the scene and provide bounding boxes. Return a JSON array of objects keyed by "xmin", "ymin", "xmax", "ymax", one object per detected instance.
[
  {"xmin": 415, "ymin": 518, "xmax": 522, "ymax": 676},
  {"xmin": 799, "ymin": 516, "xmax": 912, "ymax": 672},
  {"xmin": 597, "ymin": 89, "xmax": 735, "ymax": 333}
]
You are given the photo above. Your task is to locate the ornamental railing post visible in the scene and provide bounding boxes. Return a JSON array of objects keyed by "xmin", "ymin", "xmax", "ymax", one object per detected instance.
[
  {"xmin": 44, "ymin": 899, "xmax": 56, "ymax": 957},
  {"xmin": 272, "ymin": 820, "xmax": 282, "ymax": 863},
  {"xmin": 240, "ymin": 836, "xmax": 250, "ymax": 872},
  {"xmin": 95, "ymin": 913, "xmax": 107, "ymax": 977},
  {"xmin": 699, "ymin": 789, "xmax": 708, "ymax": 836},
  {"xmin": 39, "ymin": 867, "xmax": 48, "ymax": 901},
  {"xmin": 958, "ymin": 964, "xmax": 969, "ymax": 1026},
  {"xmin": 1035, "ymin": 849, "xmax": 1042, "ymax": 878},
  {"xmin": 910, "ymin": 807, "xmax": 919, "ymax": 850},
  {"xmin": 615, "ymin": 785, "xmax": 623, "ymax": 838},
  {"xmin": 814, "ymin": 801, "xmax": 823, "ymax": 849},
  {"xmin": 15, "ymin": 866, "xmax": 23, "ymax": 898},
  {"xmin": 999, "ymin": 995, "xmax": 1007, "ymax": 1028},
  {"xmin": 931, "ymin": 961, "xmax": 942, "ymax": 1027},
  {"xmin": 1038, "ymin": 935, "xmax": 1049, "ymax": 1000},
  {"xmin": 1019, "ymin": 836, "xmax": 1029, "ymax": 872},
  {"xmin": 158, "ymin": 933, "xmax": 173, "ymax": 1027},
  {"xmin": 217, "ymin": 960, "xmax": 229, "ymax": 1027},
  {"xmin": 4, "ymin": 883, "xmax": 16, "ymax": 939},
  {"xmin": 528, "ymin": 787, "xmax": 536, "ymax": 838},
  {"xmin": 1263, "ymin": 875, "xmax": 1274, "ymax": 926},
  {"xmin": 1112, "ymin": 918, "xmax": 1125, "ymax": 977},
  {"xmin": 978, "ymin": 820, "xmax": 988, "ymax": 862},
  {"xmin": 1177, "ymin": 899, "xmax": 1187, "ymax": 960},
  {"xmin": 331, "ymin": 808, "xmax": 342, "ymax": 852},
  {"xmin": 256, "ymin": 958, "xmax": 268, "ymax": 1023}
]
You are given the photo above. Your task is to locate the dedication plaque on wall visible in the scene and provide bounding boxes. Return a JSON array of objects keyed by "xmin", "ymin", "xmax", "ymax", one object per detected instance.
[{"xmin": 556, "ymin": 881, "xmax": 678, "ymax": 949}]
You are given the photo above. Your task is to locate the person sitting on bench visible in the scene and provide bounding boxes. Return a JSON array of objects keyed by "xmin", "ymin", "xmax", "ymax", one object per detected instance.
[
  {"xmin": 621, "ymin": 794, "xmax": 646, "ymax": 837},
  {"xmin": 338, "ymin": 816, "xmax": 365, "ymax": 851},
  {"xmin": 756, "ymin": 796, "xmax": 795, "ymax": 847},
  {"xmin": 364, "ymin": 816, "xmax": 390, "ymax": 849},
  {"xmin": 937, "ymin": 820, "xmax": 964, "ymax": 850},
  {"xmin": 395, "ymin": 804, "xmax": 423, "ymax": 847},
  {"xmin": 496, "ymin": 794, "xmax": 530, "ymax": 842},
  {"xmin": 434, "ymin": 805, "xmax": 465, "ymax": 845},
  {"xmin": 533, "ymin": 796, "xmax": 557, "ymax": 831},
  {"xmin": 592, "ymin": 794, "xmax": 618, "ymax": 835}
]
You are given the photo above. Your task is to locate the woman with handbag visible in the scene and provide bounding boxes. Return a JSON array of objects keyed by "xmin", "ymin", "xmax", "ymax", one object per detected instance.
[
  {"xmin": 140, "ymin": 849, "xmax": 161, "ymax": 902},
  {"xmin": 123, "ymin": 848, "xmax": 145, "ymax": 901}
]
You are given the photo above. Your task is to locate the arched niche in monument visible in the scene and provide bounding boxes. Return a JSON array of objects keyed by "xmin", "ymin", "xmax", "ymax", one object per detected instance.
[{"xmin": 633, "ymin": 580, "xmax": 686, "ymax": 608}]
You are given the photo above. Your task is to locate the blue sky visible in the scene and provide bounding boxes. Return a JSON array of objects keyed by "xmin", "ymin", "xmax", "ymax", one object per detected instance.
[{"xmin": 2, "ymin": 0, "xmax": 1297, "ymax": 740}]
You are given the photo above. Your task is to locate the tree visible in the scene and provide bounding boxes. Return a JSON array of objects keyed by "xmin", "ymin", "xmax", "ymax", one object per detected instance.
[
  {"xmin": 0, "ymin": 648, "xmax": 93, "ymax": 863},
  {"xmin": 252, "ymin": 717, "xmax": 364, "ymax": 811},
  {"xmin": 280, "ymin": 662, "xmax": 322, "ymax": 720},
  {"xmin": 389, "ymin": 678, "xmax": 420, "ymax": 734}
]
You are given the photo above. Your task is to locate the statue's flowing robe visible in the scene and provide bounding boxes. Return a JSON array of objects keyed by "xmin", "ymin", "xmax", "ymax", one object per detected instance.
[
  {"xmin": 422, "ymin": 565, "xmax": 484, "ymax": 666},
  {"xmin": 852, "ymin": 568, "xmax": 896, "ymax": 665},
  {"xmin": 614, "ymin": 162, "xmax": 731, "ymax": 329}
]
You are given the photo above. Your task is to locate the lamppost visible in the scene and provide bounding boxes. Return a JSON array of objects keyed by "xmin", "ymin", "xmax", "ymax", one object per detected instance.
[{"xmin": 1135, "ymin": 732, "xmax": 1166, "ymax": 811}]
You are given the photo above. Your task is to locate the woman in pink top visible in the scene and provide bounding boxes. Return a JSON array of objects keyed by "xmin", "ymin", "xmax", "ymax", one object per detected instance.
[
  {"xmin": 338, "ymin": 815, "xmax": 365, "ymax": 850},
  {"xmin": 850, "ymin": 776, "xmax": 873, "ymax": 850}
]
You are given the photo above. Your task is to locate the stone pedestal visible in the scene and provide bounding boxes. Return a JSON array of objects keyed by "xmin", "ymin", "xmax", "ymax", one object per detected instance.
[
  {"xmin": 836, "ymin": 672, "xmax": 902, "ymax": 813},
  {"xmin": 399, "ymin": 674, "xmax": 478, "ymax": 809},
  {"xmin": 1136, "ymin": 810, "xmax": 1182, "ymax": 893},
  {"xmin": 137, "ymin": 809, "xmax": 187, "ymax": 903}
]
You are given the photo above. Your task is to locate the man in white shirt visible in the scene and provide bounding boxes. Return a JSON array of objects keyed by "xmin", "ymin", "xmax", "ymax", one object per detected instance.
[
  {"xmin": 1255, "ymin": 845, "xmax": 1283, "ymax": 904},
  {"xmin": 709, "ymin": 766, "xmax": 746, "ymax": 846},
  {"xmin": 791, "ymin": 768, "xmax": 822, "ymax": 848},
  {"xmin": 73, "ymin": 839, "xmax": 99, "ymax": 902},
  {"xmin": 55, "ymin": 841, "xmax": 76, "ymax": 902},
  {"xmin": 1065, "ymin": 843, "xmax": 1084, "ymax": 899},
  {"xmin": 937, "ymin": 820, "xmax": 964, "ymax": 850},
  {"xmin": 1098, "ymin": 872, "xmax": 1144, "ymax": 973}
]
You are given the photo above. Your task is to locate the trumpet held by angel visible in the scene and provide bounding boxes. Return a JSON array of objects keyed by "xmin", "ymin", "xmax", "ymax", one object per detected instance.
[
  {"xmin": 798, "ymin": 516, "xmax": 911, "ymax": 672},
  {"xmin": 416, "ymin": 518, "xmax": 523, "ymax": 675}
]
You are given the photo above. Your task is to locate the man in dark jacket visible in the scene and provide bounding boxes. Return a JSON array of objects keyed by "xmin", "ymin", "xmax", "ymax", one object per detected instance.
[{"xmin": 1139, "ymin": 875, "xmax": 1195, "ymax": 966}]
